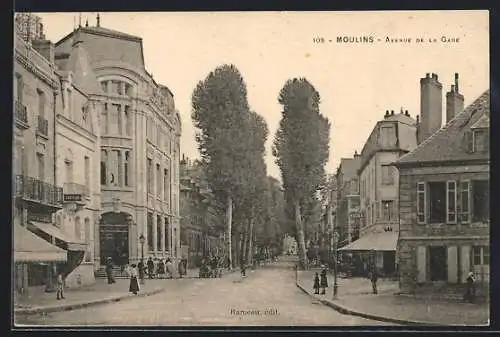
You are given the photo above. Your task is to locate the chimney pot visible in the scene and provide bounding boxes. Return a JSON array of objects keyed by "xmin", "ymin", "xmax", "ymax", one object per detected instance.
[
  {"xmin": 416, "ymin": 115, "xmax": 420, "ymax": 123},
  {"xmin": 405, "ymin": 110, "xmax": 409, "ymax": 116},
  {"xmin": 454, "ymin": 73, "xmax": 459, "ymax": 93},
  {"xmin": 391, "ymin": 110, "xmax": 395, "ymax": 115},
  {"xmin": 426, "ymin": 73, "xmax": 430, "ymax": 78}
]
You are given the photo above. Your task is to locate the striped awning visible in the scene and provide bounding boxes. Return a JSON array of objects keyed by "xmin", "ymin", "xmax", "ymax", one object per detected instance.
[
  {"xmin": 30, "ymin": 221, "xmax": 87, "ymax": 251},
  {"xmin": 14, "ymin": 225, "xmax": 67, "ymax": 262},
  {"xmin": 338, "ymin": 231, "xmax": 398, "ymax": 252}
]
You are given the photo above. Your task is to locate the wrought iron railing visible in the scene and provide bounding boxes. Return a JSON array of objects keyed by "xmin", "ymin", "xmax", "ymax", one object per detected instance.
[
  {"xmin": 37, "ymin": 115, "xmax": 48, "ymax": 136},
  {"xmin": 63, "ymin": 182, "xmax": 90, "ymax": 202},
  {"xmin": 15, "ymin": 175, "xmax": 63, "ymax": 206},
  {"xmin": 15, "ymin": 101, "xmax": 28, "ymax": 124}
]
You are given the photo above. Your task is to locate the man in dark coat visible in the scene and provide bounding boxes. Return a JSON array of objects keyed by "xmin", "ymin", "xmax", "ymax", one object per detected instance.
[
  {"xmin": 147, "ymin": 257, "xmax": 155, "ymax": 279},
  {"xmin": 105, "ymin": 258, "xmax": 116, "ymax": 284},
  {"xmin": 369, "ymin": 268, "xmax": 379, "ymax": 294},
  {"xmin": 464, "ymin": 272, "xmax": 476, "ymax": 302},
  {"xmin": 320, "ymin": 266, "xmax": 328, "ymax": 294}
]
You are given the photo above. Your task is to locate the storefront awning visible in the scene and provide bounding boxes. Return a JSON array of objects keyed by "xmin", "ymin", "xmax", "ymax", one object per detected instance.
[
  {"xmin": 30, "ymin": 221, "xmax": 87, "ymax": 251},
  {"xmin": 14, "ymin": 225, "xmax": 67, "ymax": 262},
  {"xmin": 338, "ymin": 231, "xmax": 398, "ymax": 252}
]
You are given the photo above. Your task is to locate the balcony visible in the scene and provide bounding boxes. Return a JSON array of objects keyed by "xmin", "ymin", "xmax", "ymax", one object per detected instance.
[
  {"xmin": 15, "ymin": 175, "xmax": 63, "ymax": 209},
  {"xmin": 14, "ymin": 101, "xmax": 28, "ymax": 128},
  {"xmin": 63, "ymin": 183, "xmax": 90, "ymax": 205},
  {"xmin": 37, "ymin": 116, "xmax": 49, "ymax": 138}
]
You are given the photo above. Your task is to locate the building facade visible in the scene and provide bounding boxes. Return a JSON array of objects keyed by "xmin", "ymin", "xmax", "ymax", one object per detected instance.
[
  {"xmin": 396, "ymin": 86, "xmax": 489, "ymax": 296},
  {"xmin": 53, "ymin": 18, "xmax": 182, "ymax": 268},
  {"xmin": 179, "ymin": 156, "xmax": 225, "ymax": 268},
  {"xmin": 334, "ymin": 155, "xmax": 361, "ymax": 247}
]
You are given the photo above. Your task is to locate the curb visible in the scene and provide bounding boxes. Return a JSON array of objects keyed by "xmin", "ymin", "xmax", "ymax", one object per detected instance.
[
  {"xmin": 295, "ymin": 281, "xmax": 439, "ymax": 326},
  {"xmin": 15, "ymin": 287, "xmax": 165, "ymax": 316}
]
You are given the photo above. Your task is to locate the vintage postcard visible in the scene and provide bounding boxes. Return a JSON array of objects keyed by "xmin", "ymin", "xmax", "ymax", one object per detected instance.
[{"xmin": 12, "ymin": 10, "xmax": 489, "ymax": 327}]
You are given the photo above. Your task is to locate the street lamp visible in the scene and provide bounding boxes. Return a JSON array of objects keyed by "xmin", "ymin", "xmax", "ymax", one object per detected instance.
[
  {"xmin": 333, "ymin": 230, "xmax": 340, "ymax": 299},
  {"xmin": 139, "ymin": 234, "xmax": 146, "ymax": 284},
  {"xmin": 139, "ymin": 234, "xmax": 145, "ymax": 261}
]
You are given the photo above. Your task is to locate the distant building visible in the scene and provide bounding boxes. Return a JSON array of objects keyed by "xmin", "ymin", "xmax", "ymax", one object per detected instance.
[
  {"xmin": 339, "ymin": 106, "xmax": 418, "ymax": 276},
  {"xmin": 396, "ymin": 89, "xmax": 489, "ymax": 296},
  {"xmin": 179, "ymin": 156, "xmax": 224, "ymax": 268},
  {"xmin": 334, "ymin": 155, "xmax": 361, "ymax": 247}
]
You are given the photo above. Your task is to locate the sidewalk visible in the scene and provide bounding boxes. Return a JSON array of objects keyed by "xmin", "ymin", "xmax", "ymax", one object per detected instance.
[
  {"xmin": 297, "ymin": 270, "xmax": 489, "ymax": 326},
  {"xmin": 14, "ymin": 278, "xmax": 166, "ymax": 316}
]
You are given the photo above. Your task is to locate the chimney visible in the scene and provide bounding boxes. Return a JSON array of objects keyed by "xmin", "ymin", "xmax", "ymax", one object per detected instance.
[
  {"xmin": 416, "ymin": 115, "xmax": 419, "ymax": 124},
  {"xmin": 419, "ymin": 72, "xmax": 443, "ymax": 144},
  {"xmin": 390, "ymin": 110, "xmax": 395, "ymax": 116},
  {"xmin": 405, "ymin": 110, "xmax": 409, "ymax": 116},
  {"xmin": 446, "ymin": 73, "xmax": 464, "ymax": 123},
  {"xmin": 96, "ymin": 13, "xmax": 101, "ymax": 27},
  {"xmin": 31, "ymin": 39, "xmax": 55, "ymax": 64},
  {"xmin": 384, "ymin": 110, "xmax": 389, "ymax": 118}
]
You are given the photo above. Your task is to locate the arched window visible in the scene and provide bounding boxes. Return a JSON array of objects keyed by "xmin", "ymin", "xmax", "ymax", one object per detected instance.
[
  {"xmin": 75, "ymin": 216, "xmax": 81, "ymax": 239},
  {"xmin": 100, "ymin": 150, "xmax": 107, "ymax": 185}
]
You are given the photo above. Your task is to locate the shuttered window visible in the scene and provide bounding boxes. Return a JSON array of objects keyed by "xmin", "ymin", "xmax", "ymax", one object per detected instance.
[{"xmin": 417, "ymin": 182, "xmax": 426, "ymax": 224}]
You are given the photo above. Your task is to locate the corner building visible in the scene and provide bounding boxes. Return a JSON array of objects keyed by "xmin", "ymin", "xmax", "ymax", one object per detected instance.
[{"xmin": 54, "ymin": 21, "xmax": 182, "ymax": 269}]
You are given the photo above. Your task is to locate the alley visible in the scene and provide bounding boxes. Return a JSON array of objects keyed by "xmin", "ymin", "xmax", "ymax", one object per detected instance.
[{"xmin": 16, "ymin": 264, "xmax": 391, "ymax": 326}]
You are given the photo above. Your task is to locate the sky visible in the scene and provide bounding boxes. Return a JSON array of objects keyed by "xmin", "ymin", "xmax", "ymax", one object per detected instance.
[{"xmin": 35, "ymin": 11, "xmax": 489, "ymax": 181}]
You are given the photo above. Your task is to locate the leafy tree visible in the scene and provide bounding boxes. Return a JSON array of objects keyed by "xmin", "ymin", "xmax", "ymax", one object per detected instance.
[
  {"xmin": 272, "ymin": 78, "xmax": 331, "ymax": 269},
  {"xmin": 191, "ymin": 64, "xmax": 252, "ymax": 269}
]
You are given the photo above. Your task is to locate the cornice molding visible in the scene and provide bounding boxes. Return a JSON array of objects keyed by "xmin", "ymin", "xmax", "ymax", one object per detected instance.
[{"xmin": 15, "ymin": 50, "xmax": 59, "ymax": 89}]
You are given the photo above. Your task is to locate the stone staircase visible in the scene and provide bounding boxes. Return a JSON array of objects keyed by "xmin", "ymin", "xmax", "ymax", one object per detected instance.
[{"xmin": 94, "ymin": 266, "xmax": 130, "ymax": 279}]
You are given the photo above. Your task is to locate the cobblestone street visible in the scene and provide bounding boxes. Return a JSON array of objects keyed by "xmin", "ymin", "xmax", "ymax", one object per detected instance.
[{"xmin": 16, "ymin": 263, "xmax": 391, "ymax": 326}]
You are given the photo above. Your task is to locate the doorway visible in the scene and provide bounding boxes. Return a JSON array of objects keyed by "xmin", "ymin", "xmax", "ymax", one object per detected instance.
[
  {"xmin": 100, "ymin": 212, "xmax": 130, "ymax": 266},
  {"xmin": 383, "ymin": 251, "xmax": 396, "ymax": 276},
  {"xmin": 429, "ymin": 246, "xmax": 447, "ymax": 281}
]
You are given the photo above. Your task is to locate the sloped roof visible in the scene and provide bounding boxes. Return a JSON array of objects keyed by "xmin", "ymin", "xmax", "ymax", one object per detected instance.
[
  {"xmin": 384, "ymin": 112, "xmax": 416, "ymax": 125},
  {"xmin": 396, "ymin": 90, "xmax": 490, "ymax": 165},
  {"xmin": 81, "ymin": 26, "xmax": 142, "ymax": 41},
  {"xmin": 58, "ymin": 41, "xmax": 103, "ymax": 95}
]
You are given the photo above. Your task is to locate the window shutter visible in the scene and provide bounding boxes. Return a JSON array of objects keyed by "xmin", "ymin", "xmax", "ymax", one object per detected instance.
[
  {"xmin": 417, "ymin": 246, "xmax": 427, "ymax": 283},
  {"xmin": 460, "ymin": 245, "xmax": 471, "ymax": 283},
  {"xmin": 447, "ymin": 246, "xmax": 458, "ymax": 283},
  {"xmin": 417, "ymin": 182, "xmax": 426, "ymax": 224},
  {"xmin": 446, "ymin": 181, "xmax": 457, "ymax": 224}
]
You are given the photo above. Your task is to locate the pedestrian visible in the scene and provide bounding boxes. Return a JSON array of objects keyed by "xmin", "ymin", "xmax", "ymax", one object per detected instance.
[
  {"xmin": 178, "ymin": 258, "xmax": 186, "ymax": 278},
  {"xmin": 147, "ymin": 257, "xmax": 154, "ymax": 279},
  {"xmin": 129, "ymin": 264, "xmax": 140, "ymax": 295},
  {"xmin": 157, "ymin": 259, "xmax": 165, "ymax": 279},
  {"xmin": 106, "ymin": 257, "xmax": 116, "ymax": 284},
  {"xmin": 313, "ymin": 272, "xmax": 320, "ymax": 295},
  {"xmin": 464, "ymin": 271, "xmax": 476, "ymax": 302},
  {"xmin": 320, "ymin": 266, "xmax": 328, "ymax": 294},
  {"xmin": 369, "ymin": 268, "xmax": 378, "ymax": 294},
  {"xmin": 138, "ymin": 259, "xmax": 145, "ymax": 285},
  {"xmin": 165, "ymin": 258, "xmax": 174, "ymax": 279},
  {"xmin": 56, "ymin": 271, "xmax": 65, "ymax": 300}
]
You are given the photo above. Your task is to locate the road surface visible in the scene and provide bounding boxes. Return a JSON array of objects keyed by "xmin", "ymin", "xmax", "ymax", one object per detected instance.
[{"xmin": 16, "ymin": 262, "xmax": 393, "ymax": 326}]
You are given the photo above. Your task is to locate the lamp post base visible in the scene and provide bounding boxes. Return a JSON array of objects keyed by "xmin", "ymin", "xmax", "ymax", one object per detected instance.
[{"xmin": 333, "ymin": 283, "xmax": 338, "ymax": 299}]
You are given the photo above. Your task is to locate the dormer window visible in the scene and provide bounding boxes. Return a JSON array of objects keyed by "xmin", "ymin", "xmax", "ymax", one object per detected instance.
[{"xmin": 473, "ymin": 128, "xmax": 489, "ymax": 152}]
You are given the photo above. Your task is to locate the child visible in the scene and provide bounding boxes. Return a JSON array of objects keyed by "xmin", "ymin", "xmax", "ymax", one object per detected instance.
[
  {"xmin": 56, "ymin": 272, "xmax": 65, "ymax": 300},
  {"xmin": 313, "ymin": 272, "xmax": 320, "ymax": 294}
]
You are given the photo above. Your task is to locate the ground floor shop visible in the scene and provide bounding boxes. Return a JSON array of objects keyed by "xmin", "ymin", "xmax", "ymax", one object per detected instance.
[{"xmin": 398, "ymin": 238, "xmax": 490, "ymax": 295}]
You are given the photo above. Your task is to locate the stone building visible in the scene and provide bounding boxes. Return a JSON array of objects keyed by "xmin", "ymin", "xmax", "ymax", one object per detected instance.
[
  {"xmin": 179, "ymin": 156, "xmax": 224, "ymax": 268},
  {"xmin": 13, "ymin": 14, "xmax": 67, "ymax": 295},
  {"xmin": 396, "ymin": 88, "xmax": 489, "ymax": 296},
  {"xmin": 53, "ymin": 17, "xmax": 182, "ymax": 269},
  {"xmin": 334, "ymin": 154, "xmax": 361, "ymax": 248},
  {"xmin": 339, "ymin": 108, "xmax": 418, "ymax": 276}
]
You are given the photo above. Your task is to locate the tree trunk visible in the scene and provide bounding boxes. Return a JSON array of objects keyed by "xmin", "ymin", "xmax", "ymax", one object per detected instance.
[
  {"xmin": 242, "ymin": 221, "xmax": 249, "ymax": 265},
  {"xmin": 294, "ymin": 200, "xmax": 307, "ymax": 270},
  {"xmin": 247, "ymin": 218, "xmax": 254, "ymax": 266},
  {"xmin": 226, "ymin": 195, "xmax": 233, "ymax": 270}
]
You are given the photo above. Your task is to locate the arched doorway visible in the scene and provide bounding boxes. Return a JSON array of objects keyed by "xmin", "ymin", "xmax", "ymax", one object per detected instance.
[{"xmin": 100, "ymin": 212, "xmax": 130, "ymax": 266}]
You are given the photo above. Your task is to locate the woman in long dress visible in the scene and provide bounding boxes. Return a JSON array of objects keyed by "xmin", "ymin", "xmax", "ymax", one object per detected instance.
[{"xmin": 129, "ymin": 264, "xmax": 140, "ymax": 295}]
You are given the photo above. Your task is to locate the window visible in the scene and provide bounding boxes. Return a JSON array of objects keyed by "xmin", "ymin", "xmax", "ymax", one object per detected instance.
[
  {"xmin": 164, "ymin": 168, "xmax": 169, "ymax": 202},
  {"xmin": 472, "ymin": 180, "xmax": 489, "ymax": 222},
  {"xmin": 381, "ymin": 165, "xmax": 394, "ymax": 185},
  {"xmin": 84, "ymin": 218, "xmax": 91, "ymax": 262},
  {"xmin": 125, "ymin": 83, "xmax": 132, "ymax": 96},
  {"xmin": 116, "ymin": 151, "xmax": 122, "ymax": 186},
  {"xmin": 124, "ymin": 151, "xmax": 130, "ymax": 187},
  {"xmin": 472, "ymin": 246, "xmax": 490, "ymax": 283},
  {"xmin": 75, "ymin": 216, "xmax": 81, "ymax": 240},
  {"xmin": 101, "ymin": 81, "xmax": 108, "ymax": 93},
  {"xmin": 381, "ymin": 200, "xmax": 394, "ymax": 221},
  {"xmin": 428, "ymin": 182, "xmax": 446, "ymax": 223},
  {"xmin": 173, "ymin": 227, "xmax": 178, "ymax": 256},
  {"xmin": 157, "ymin": 215, "xmax": 162, "ymax": 251},
  {"xmin": 16, "ymin": 73, "xmax": 23, "ymax": 102},
  {"xmin": 84, "ymin": 156, "xmax": 90, "ymax": 190},
  {"xmin": 156, "ymin": 164, "xmax": 161, "ymax": 197},
  {"xmin": 110, "ymin": 104, "xmax": 120, "ymax": 134},
  {"xmin": 380, "ymin": 125, "xmax": 396, "ymax": 147},
  {"xmin": 37, "ymin": 153, "xmax": 45, "ymax": 181},
  {"xmin": 473, "ymin": 129, "xmax": 489, "ymax": 152},
  {"xmin": 117, "ymin": 105, "xmax": 122, "ymax": 135},
  {"xmin": 82, "ymin": 104, "xmax": 88, "ymax": 124},
  {"xmin": 100, "ymin": 150, "xmax": 107, "ymax": 185},
  {"xmin": 37, "ymin": 89, "xmax": 45, "ymax": 119},
  {"xmin": 67, "ymin": 89, "xmax": 72, "ymax": 119},
  {"xmin": 65, "ymin": 159, "xmax": 73, "ymax": 184},
  {"xmin": 102, "ymin": 103, "xmax": 109, "ymax": 135},
  {"xmin": 115, "ymin": 81, "xmax": 123, "ymax": 95},
  {"xmin": 124, "ymin": 106, "xmax": 131, "ymax": 136},
  {"xmin": 458, "ymin": 181, "xmax": 470, "ymax": 223},
  {"xmin": 147, "ymin": 158, "xmax": 153, "ymax": 194},
  {"xmin": 447, "ymin": 181, "xmax": 457, "ymax": 223},
  {"xmin": 147, "ymin": 212, "xmax": 153, "ymax": 251},
  {"xmin": 165, "ymin": 217, "xmax": 170, "ymax": 252}
]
